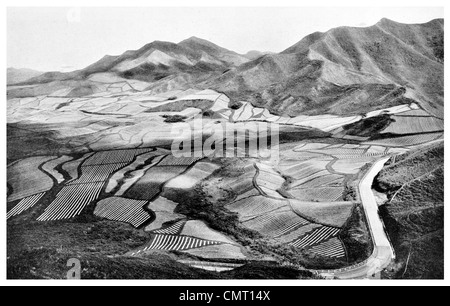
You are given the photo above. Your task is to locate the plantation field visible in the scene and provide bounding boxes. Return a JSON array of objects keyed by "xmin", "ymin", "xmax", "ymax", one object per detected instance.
[
  {"xmin": 145, "ymin": 196, "xmax": 185, "ymax": 232},
  {"xmin": 178, "ymin": 260, "xmax": 244, "ymax": 272},
  {"xmin": 94, "ymin": 197, "xmax": 151, "ymax": 228},
  {"xmin": 7, "ymin": 192, "xmax": 45, "ymax": 220},
  {"xmin": 151, "ymin": 220, "xmax": 186, "ymax": 235},
  {"xmin": 165, "ymin": 161, "xmax": 220, "ymax": 189},
  {"xmin": 68, "ymin": 163, "xmax": 128, "ymax": 184},
  {"xmin": 62, "ymin": 153, "xmax": 95, "ymax": 182},
  {"xmin": 331, "ymin": 159, "xmax": 372, "ymax": 174},
  {"xmin": 308, "ymin": 237, "xmax": 346, "ymax": 258},
  {"xmin": 124, "ymin": 165, "xmax": 188, "ymax": 200},
  {"xmin": 227, "ymin": 178, "xmax": 256, "ymax": 195},
  {"xmin": 288, "ymin": 187, "xmax": 344, "ymax": 202},
  {"xmin": 115, "ymin": 155, "xmax": 166, "ymax": 196},
  {"xmin": 363, "ymin": 132, "xmax": 443, "ymax": 147},
  {"xmin": 105, "ymin": 151, "xmax": 163, "ymax": 193},
  {"xmin": 289, "ymin": 200, "xmax": 354, "ymax": 228},
  {"xmin": 8, "ymin": 156, "xmax": 55, "ymax": 202},
  {"xmin": 182, "ymin": 244, "xmax": 246, "ymax": 260},
  {"xmin": 226, "ymin": 196, "xmax": 290, "ymax": 220},
  {"xmin": 290, "ymin": 226, "xmax": 340, "ymax": 249},
  {"xmin": 382, "ymin": 116, "xmax": 444, "ymax": 134},
  {"xmin": 294, "ymin": 174, "xmax": 343, "ymax": 188},
  {"xmin": 278, "ymin": 159, "xmax": 331, "ymax": 178},
  {"xmin": 130, "ymin": 234, "xmax": 223, "ymax": 254},
  {"xmin": 275, "ymin": 223, "xmax": 322, "ymax": 244},
  {"xmin": 395, "ymin": 109, "xmax": 433, "ymax": 117},
  {"xmin": 157, "ymin": 155, "xmax": 203, "ymax": 166},
  {"xmin": 180, "ymin": 220, "xmax": 235, "ymax": 244},
  {"xmin": 82, "ymin": 148, "xmax": 154, "ymax": 166},
  {"xmin": 243, "ymin": 210, "xmax": 310, "ymax": 238}
]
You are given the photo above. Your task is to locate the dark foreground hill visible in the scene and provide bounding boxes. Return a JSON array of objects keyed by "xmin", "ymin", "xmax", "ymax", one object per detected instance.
[
  {"xmin": 375, "ymin": 141, "xmax": 444, "ymax": 279},
  {"xmin": 9, "ymin": 18, "xmax": 444, "ymax": 118},
  {"xmin": 208, "ymin": 18, "xmax": 443, "ymax": 117}
]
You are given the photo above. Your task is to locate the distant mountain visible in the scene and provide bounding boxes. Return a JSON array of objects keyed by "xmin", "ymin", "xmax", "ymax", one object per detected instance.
[
  {"xmin": 207, "ymin": 18, "xmax": 444, "ymax": 117},
  {"xmin": 23, "ymin": 36, "xmax": 250, "ymax": 86},
  {"xmin": 243, "ymin": 50, "xmax": 275, "ymax": 60},
  {"xmin": 12, "ymin": 19, "xmax": 444, "ymax": 117},
  {"xmin": 7, "ymin": 68, "xmax": 43, "ymax": 85}
]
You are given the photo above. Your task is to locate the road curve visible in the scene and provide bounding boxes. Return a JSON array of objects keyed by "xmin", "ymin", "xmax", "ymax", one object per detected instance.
[{"xmin": 316, "ymin": 157, "xmax": 395, "ymax": 279}]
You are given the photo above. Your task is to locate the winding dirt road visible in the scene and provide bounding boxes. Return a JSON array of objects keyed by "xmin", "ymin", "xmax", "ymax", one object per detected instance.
[{"xmin": 316, "ymin": 157, "xmax": 395, "ymax": 279}]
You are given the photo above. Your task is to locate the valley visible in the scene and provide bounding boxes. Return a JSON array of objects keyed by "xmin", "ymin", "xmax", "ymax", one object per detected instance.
[{"xmin": 7, "ymin": 17, "xmax": 444, "ymax": 279}]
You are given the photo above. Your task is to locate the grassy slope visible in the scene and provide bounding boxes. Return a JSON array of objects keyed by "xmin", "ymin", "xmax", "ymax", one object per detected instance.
[
  {"xmin": 7, "ymin": 215, "xmax": 314, "ymax": 279},
  {"xmin": 375, "ymin": 142, "xmax": 444, "ymax": 279}
]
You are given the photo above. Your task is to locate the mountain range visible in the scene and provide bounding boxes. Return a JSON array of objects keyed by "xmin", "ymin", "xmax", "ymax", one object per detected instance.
[{"xmin": 9, "ymin": 18, "xmax": 444, "ymax": 118}]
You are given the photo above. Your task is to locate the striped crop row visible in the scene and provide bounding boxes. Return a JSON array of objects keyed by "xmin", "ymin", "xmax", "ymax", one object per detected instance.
[
  {"xmin": 7, "ymin": 192, "xmax": 45, "ymax": 219},
  {"xmin": 152, "ymin": 220, "xmax": 186, "ymax": 235},
  {"xmin": 290, "ymin": 226, "xmax": 340, "ymax": 249},
  {"xmin": 244, "ymin": 211, "xmax": 310, "ymax": 238},
  {"xmin": 308, "ymin": 237, "xmax": 346, "ymax": 258},
  {"xmin": 37, "ymin": 182, "xmax": 104, "ymax": 221},
  {"xmin": 68, "ymin": 163, "xmax": 127, "ymax": 185},
  {"xmin": 82, "ymin": 148, "xmax": 153, "ymax": 166},
  {"xmin": 94, "ymin": 197, "xmax": 150, "ymax": 228},
  {"xmin": 130, "ymin": 234, "xmax": 222, "ymax": 255}
]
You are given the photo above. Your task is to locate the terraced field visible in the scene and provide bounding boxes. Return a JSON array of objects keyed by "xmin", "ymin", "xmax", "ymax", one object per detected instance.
[
  {"xmin": 145, "ymin": 196, "xmax": 185, "ymax": 232},
  {"xmin": 290, "ymin": 226, "xmax": 341, "ymax": 249},
  {"xmin": 308, "ymin": 237, "xmax": 346, "ymax": 259},
  {"xmin": 94, "ymin": 197, "xmax": 151, "ymax": 228},
  {"xmin": 37, "ymin": 182, "xmax": 104, "ymax": 221},
  {"xmin": 124, "ymin": 165, "xmax": 188, "ymax": 200},
  {"xmin": 243, "ymin": 210, "xmax": 310, "ymax": 238},
  {"xmin": 226, "ymin": 196, "xmax": 290, "ymax": 221},
  {"xmin": 165, "ymin": 161, "xmax": 219, "ymax": 189},
  {"xmin": 129, "ymin": 234, "xmax": 223, "ymax": 255},
  {"xmin": 7, "ymin": 192, "xmax": 46, "ymax": 219},
  {"xmin": 382, "ymin": 115, "xmax": 444, "ymax": 134},
  {"xmin": 151, "ymin": 220, "xmax": 186, "ymax": 235}
]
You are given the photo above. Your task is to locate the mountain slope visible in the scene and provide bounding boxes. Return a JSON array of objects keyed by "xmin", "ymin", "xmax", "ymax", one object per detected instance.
[
  {"xmin": 207, "ymin": 18, "xmax": 443, "ymax": 118},
  {"xmin": 375, "ymin": 141, "xmax": 444, "ymax": 279},
  {"xmin": 8, "ymin": 19, "xmax": 444, "ymax": 118}
]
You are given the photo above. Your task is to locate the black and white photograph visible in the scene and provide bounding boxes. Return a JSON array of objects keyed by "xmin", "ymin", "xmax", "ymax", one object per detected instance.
[{"xmin": 4, "ymin": 1, "xmax": 447, "ymax": 285}]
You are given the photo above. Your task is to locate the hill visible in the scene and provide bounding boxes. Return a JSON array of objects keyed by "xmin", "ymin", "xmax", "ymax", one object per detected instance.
[{"xmin": 375, "ymin": 141, "xmax": 444, "ymax": 279}]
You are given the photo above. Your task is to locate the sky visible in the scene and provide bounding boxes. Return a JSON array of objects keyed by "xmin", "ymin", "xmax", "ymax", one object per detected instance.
[{"xmin": 7, "ymin": 6, "xmax": 444, "ymax": 72}]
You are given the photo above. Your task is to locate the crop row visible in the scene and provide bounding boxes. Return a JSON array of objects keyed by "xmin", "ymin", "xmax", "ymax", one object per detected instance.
[
  {"xmin": 157, "ymin": 155, "xmax": 203, "ymax": 166},
  {"xmin": 227, "ymin": 196, "xmax": 288, "ymax": 219},
  {"xmin": 37, "ymin": 182, "xmax": 104, "ymax": 221},
  {"xmin": 290, "ymin": 226, "xmax": 340, "ymax": 249},
  {"xmin": 130, "ymin": 234, "xmax": 222, "ymax": 255},
  {"xmin": 296, "ymin": 174, "xmax": 343, "ymax": 189},
  {"xmin": 7, "ymin": 192, "xmax": 45, "ymax": 219},
  {"xmin": 152, "ymin": 220, "xmax": 186, "ymax": 235},
  {"xmin": 364, "ymin": 133, "xmax": 443, "ymax": 147},
  {"xmin": 94, "ymin": 197, "xmax": 151, "ymax": 228},
  {"xmin": 308, "ymin": 237, "xmax": 346, "ymax": 258},
  {"xmin": 68, "ymin": 163, "xmax": 127, "ymax": 185},
  {"xmin": 382, "ymin": 116, "xmax": 444, "ymax": 134},
  {"xmin": 83, "ymin": 148, "xmax": 153, "ymax": 166},
  {"xmin": 244, "ymin": 211, "xmax": 310, "ymax": 238}
]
